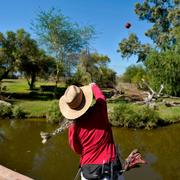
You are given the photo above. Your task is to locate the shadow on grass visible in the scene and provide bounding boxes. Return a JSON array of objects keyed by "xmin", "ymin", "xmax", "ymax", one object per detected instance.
[{"xmin": 1, "ymin": 87, "xmax": 66, "ymax": 101}]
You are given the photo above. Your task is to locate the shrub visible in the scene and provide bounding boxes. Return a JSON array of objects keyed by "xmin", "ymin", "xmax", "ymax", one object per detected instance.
[
  {"xmin": 0, "ymin": 104, "xmax": 12, "ymax": 118},
  {"xmin": 66, "ymin": 68, "xmax": 91, "ymax": 86},
  {"xmin": 12, "ymin": 106, "xmax": 26, "ymax": 119},
  {"xmin": 122, "ymin": 65, "xmax": 146, "ymax": 85},
  {"xmin": 109, "ymin": 103, "xmax": 161, "ymax": 129},
  {"xmin": 46, "ymin": 100, "xmax": 63, "ymax": 123}
]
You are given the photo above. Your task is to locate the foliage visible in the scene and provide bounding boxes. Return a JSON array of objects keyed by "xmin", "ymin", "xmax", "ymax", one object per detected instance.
[
  {"xmin": 0, "ymin": 103, "xmax": 12, "ymax": 118},
  {"xmin": 135, "ymin": 0, "xmax": 179, "ymax": 50},
  {"xmin": 96, "ymin": 66, "xmax": 116, "ymax": 88},
  {"xmin": 32, "ymin": 8, "xmax": 95, "ymax": 84},
  {"xmin": 15, "ymin": 29, "xmax": 56, "ymax": 89},
  {"xmin": 0, "ymin": 31, "xmax": 17, "ymax": 81},
  {"xmin": 117, "ymin": 0, "xmax": 180, "ymax": 96},
  {"xmin": 117, "ymin": 33, "xmax": 151, "ymax": 62},
  {"xmin": 66, "ymin": 67, "xmax": 91, "ymax": 86},
  {"xmin": 118, "ymin": 0, "xmax": 179, "ymax": 60},
  {"xmin": 46, "ymin": 100, "xmax": 63, "ymax": 123},
  {"xmin": 70, "ymin": 51, "xmax": 116, "ymax": 87},
  {"xmin": 122, "ymin": 65, "xmax": 147, "ymax": 85},
  {"xmin": 0, "ymin": 29, "xmax": 56, "ymax": 89},
  {"xmin": 145, "ymin": 50, "xmax": 180, "ymax": 96},
  {"xmin": 109, "ymin": 103, "xmax": 162, "ymax": 129},
  {"xmin": 12, "ymin": 105, "xmax": 26, "ymax": 119}
]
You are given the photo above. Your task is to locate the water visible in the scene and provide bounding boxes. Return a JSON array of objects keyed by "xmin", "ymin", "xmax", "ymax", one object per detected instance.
[{"xmin": 0, "ymin": 119, "xmax": 180, "ymax": 180}]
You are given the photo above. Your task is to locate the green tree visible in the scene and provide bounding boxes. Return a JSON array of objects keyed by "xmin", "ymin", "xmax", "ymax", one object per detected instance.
[
  {"xmin": 32, "ymin": 8, "xmax": 95, "ymax": 85},
  {"xmin": 145, "ymin": 50, "xmax": 180, "ymax": 96},
  {"xmin": 15, "ymin": 29, "xmax": 55, "ymax": 89},
  {"xmin": 117, "ymin": 0, "xmax": 180, "ymax": 96},
  {"xmin": 70, "ymin": 51, "xmax": 116, "ymax": 87},
  {"xmin": 117, "ymin": 0, "xmax": 180, "ymax": 61},
  {"xmin": 0, "ymin": 31, "xmax": 17, "ymax": 81},
  {"xmin": 122, "ymin": 65, "xmax": 147, "ymax": 85}
]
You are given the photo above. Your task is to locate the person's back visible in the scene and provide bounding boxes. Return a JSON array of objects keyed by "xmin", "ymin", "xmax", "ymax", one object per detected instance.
[{"xmin": 68, "ymin": 83, "xmax": 116, "ymax": 165}]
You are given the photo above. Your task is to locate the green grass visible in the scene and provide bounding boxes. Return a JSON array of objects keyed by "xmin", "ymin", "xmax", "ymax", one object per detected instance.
[
  {"xmin": 108, "ymin": 101, "xmax": 180, "ymax": 125},
  {"xmin": 1, "ymin": 78, "xmax": 65, "ymax": 93},
  {"xmin": 14, "ymin": 99, "xmax": 53, "ymax": 117},
  {"xmin": 1, "ymin": 79, "xmax": 180, "ymax": 126},
  {"xmin": 2, "ymin": 79, "xmax": 30, "ymax": 93},
  {"xmin": 158, "ymin": 105, "xmax": 180, "ymax": 123},
  {"xmin": 1, "ymin": 78, "xmax": 60, "ymax": 118}
]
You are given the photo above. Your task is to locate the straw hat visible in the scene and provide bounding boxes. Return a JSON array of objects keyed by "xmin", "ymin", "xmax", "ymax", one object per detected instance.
[{"xmin": 59, "ymin": 84, "xmax": 93, "ymax": 120}]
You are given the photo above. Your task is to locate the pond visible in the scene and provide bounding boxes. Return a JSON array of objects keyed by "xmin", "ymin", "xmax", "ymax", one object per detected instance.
[{"xmin": 0, "ymin": 119, "xmax": 180, "ymax": 180}]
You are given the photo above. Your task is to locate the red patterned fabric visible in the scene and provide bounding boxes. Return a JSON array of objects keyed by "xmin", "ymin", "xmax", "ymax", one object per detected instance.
[{"xmin": 68, "ymin": 84, "xmax": 116, "ymax": 165}]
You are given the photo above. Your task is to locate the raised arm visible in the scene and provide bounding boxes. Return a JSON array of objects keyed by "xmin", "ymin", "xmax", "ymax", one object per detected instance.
[
  {"xmin": 91, "ymin": 83, "xmax": 109, "ymax": 125},
  {"xmin": 91, "ymin": 83, "xmax": 106, "ymax": 102}
]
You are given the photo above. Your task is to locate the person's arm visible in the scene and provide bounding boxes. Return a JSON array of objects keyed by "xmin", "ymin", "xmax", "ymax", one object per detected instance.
[
  {"xmin": 91, "ymin": 83, "xmax": 109, "ymax": 125},
  {"xmin": 68, "ymin": 124, "xmax": 82, "ymax": 154},
  {"xmin": 91, "ymin": 83, "xmax": 106, "ymax": 102}
]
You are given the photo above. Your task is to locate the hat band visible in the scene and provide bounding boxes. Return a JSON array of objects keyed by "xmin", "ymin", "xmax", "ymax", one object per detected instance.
[{"xmin": 67, "ymin": 91, "xmax": 83, "ymax": 109}]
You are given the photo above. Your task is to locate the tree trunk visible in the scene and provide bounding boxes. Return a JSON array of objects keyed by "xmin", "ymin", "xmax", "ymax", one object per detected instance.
[
  {"xmin": 0, "ymin": 69, "xmax": 11, "ymax": 81},
  {"xmin": 29, "ymin": 73, "xmax": 36, "ymax": 90}
]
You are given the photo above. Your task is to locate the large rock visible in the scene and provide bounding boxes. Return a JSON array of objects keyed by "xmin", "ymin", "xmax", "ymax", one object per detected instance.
[{"xmin": 0, "ymin": 100, "xmax": 11, "ymax": 107}]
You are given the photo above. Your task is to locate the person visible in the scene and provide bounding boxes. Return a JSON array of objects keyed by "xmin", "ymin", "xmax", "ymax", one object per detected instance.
[{"xmin": 59, "ymin": 83, "xmax": 146, "ymax": 180}]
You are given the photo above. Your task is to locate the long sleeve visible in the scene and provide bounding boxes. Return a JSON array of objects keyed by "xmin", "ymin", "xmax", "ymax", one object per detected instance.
[
  {"xmin": 92, "ymin": 83, "xmax": 106, "ymax": 102},
  {"xmin": 68, "ymin": 124, "xmax": 82, "ymax": 154},
  {"xmin": 91, "ymin": 83, "xmax": 109, "ymax": 125}
]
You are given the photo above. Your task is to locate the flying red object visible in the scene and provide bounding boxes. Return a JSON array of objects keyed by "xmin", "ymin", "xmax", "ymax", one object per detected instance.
[{"xmin": 125, "ymin": 22, "xmax": 131, "ymax": 29}]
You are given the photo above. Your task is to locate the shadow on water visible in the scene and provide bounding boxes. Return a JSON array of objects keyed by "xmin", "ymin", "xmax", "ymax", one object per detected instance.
[{"xmin": 0, "ymin": 120, "xmax": 180, "ymax": 180}]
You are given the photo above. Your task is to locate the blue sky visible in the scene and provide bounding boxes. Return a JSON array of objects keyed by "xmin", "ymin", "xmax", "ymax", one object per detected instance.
[{"xmin": 0, "ymin": 0, "xmax": 152, "ymax": 75}]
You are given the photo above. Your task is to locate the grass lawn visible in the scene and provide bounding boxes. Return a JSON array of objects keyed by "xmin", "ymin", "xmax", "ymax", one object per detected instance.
[
  {"xmin": 1, "ymin": 78, "xmax": 180, "ymax": 126},
  {"xmin": 158, "ymin": 105, "xmax": 180, "ymax": 123},
  {"xmin": 2, "ymin": 79, "xmax": 30, "ymax": 93},
  {"xmin": 1, "ymin": 78, "xmax": 65, "ymax": 93},
  {"xmin": 107, "ymin": 99, "xmax": 180, "ymax": 124},
  {"xmin": 1, "ymin": 78, "xmax": 61, "ymax": 118},
  {"xmin": 14, "ymin": 99, "xmax": 53, "ymax": 118}
]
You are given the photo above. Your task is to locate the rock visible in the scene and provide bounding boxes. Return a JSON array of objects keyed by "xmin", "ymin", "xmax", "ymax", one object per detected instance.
[{"xmin": 0, "ymin": 100, "xmax": 11, "ymax": 107}]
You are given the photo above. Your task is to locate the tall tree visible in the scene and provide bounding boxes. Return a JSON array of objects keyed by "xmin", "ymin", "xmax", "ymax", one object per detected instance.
[
  {"xmin": 32, "ymin": 8, "xmax": 95, "ymax": 85},
  {"xmin": 122, "ymin": 65, "xmax": 147, "ymax": 85},
  {"xmin": 117, "ymin": 0, "xmax": 180, "ymax": 96},
  {"xmin": 15, "ymin": 29, "xmax": 55, "ymax": 89},
  {"xmin": 0, "ymin": 31, "xmax": 17, "ymax": 81},
  {"xmin": 70, "ymin": 51, "xmax": 116, "ymax": 87},
  {"xmin": 117, "ymin": 0, "xmax": 180, "ymax": 61}
]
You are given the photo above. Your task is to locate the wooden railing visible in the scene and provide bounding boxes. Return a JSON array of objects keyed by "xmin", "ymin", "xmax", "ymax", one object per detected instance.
[{"xmin": 0, "ymin": 165, "xmax": 33, "ymax": 180}]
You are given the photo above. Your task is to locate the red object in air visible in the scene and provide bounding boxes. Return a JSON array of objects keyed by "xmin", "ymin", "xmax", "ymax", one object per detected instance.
[{"xmin": 125, "ymin": 22, "xmax": 131, "ymax": 29}]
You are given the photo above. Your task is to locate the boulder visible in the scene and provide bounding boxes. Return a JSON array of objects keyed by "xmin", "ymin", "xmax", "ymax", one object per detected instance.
[{"xmin": 0, "ymin": 100, "xmax": 11, "ymax": 107}]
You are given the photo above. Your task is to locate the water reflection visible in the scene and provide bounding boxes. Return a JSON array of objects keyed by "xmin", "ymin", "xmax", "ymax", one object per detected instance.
[{"xmin": 0, "ymin": 120, "xmax": 180, "ymax": 180}]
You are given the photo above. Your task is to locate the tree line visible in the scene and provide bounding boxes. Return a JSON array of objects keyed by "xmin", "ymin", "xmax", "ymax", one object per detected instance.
[
  {"xmin": 0, "ymin": 9, "xmax": 116, "ymax": 90},
  {"xmin": 1, "ymin": 0, "xmax": 179, "ymax": 97}
]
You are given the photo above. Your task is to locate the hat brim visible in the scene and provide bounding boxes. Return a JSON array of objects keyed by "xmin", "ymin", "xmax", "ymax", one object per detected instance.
[{"xmin": 59, "ymin": 84, "xmax": 93, "ymax": 120}]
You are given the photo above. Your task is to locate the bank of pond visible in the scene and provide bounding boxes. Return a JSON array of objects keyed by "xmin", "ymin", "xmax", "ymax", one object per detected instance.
[
  {"xmin": 0, "ymin": 99, "xmax": 180, "ymax": 129},
  {"xmin": 0, "ymin": 119, "xmax": 180, "ymax": 180}
]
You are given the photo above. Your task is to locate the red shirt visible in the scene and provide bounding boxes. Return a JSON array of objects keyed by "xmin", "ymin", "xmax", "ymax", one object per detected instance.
[{"xmin": 68, "ymin": 84, "xmax": 116, "ymax": 165}]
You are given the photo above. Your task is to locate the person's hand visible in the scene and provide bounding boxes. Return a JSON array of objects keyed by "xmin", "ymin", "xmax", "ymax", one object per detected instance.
[
  {"xmin": 90, "ymin": 82, "xmax": 96, "ymax": 87},
  {"xmin": 124, "ymin": 149, "xmax": 147, "ymax": 171}
]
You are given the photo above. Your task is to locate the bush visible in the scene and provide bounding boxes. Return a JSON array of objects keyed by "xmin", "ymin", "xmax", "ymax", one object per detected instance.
[
  {"xmin": 145, "ymin": 50, "xmax": 180, "ymax": 96},
  {"xmin": 122, "ymin": 65, "xmax": 146, "ymax": 85},
  {"xmin": 0, "ymin": 104, "xmax": 12, "ymax": 118},
  {"xmin": 66, "ymin": 68, "xmax": 91, "ymax": 86},
  {"xmin": 46, "ymin": 100, "xmax": 63, "ymax": 123},
  {"xmin": 109, "ymin": 103, "xmax": 161, "ymax": 129},
  {"xmin": 12, "ymin": 106, "xmax": 26, "ymax": 119}
]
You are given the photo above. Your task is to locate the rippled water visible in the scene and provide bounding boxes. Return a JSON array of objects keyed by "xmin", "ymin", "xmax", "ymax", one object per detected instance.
[{"xmin": 0, "ymin": 119, "xmax": 180, "ymax": 180}]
